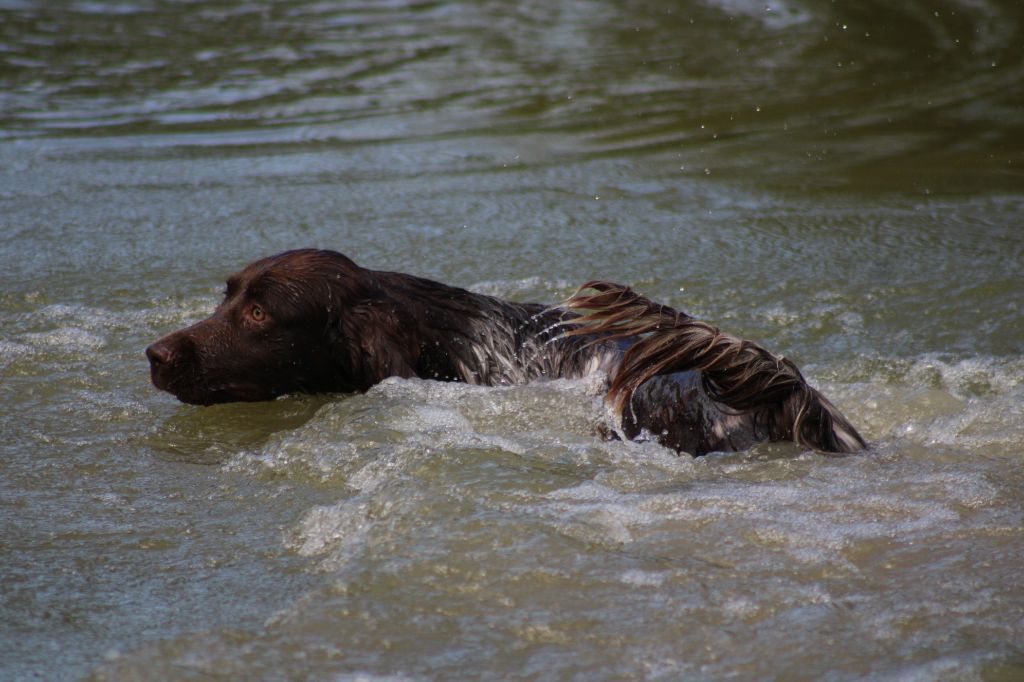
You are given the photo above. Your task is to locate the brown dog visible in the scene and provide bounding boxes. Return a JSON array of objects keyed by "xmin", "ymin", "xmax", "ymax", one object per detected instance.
[{"xmin": 147, "ymin": 249, "xmax": 865, "ymax": 456}]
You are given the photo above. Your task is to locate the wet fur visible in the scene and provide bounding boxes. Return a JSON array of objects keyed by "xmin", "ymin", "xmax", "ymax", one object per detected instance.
[
  {"xmin": 147, "ymin": 249, "xmax": 865, "ymax": 456},
  {"xmin": 562, "ymin": 281, "xmax": 866, "ymax": 454}
]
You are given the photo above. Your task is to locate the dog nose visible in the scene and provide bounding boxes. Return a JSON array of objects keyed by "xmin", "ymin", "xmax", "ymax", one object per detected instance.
[{"xmin": 146, "ymin": 340, "xmax": 174, "ymax": 366}]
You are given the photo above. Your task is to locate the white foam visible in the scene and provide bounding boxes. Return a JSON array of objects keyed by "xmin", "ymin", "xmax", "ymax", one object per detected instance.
[
  {"xmin": 70, "ymin": 389, "xmax": 151, "ymax": 422},
  {"xmin": 701, "ymin": 0, "xmax": 814, "ymax": 29},
  {"xmin": 886, "ymin": 654, "xmax": 998, "ymax": 682},
  {"xmin": 907, "ymin": 354, "xmax": 1023, "ymax": 398},
  {"xmin": 0, "ymin": 340, "xmax": 35, "ymax": 366},
  {"xmin": 23, "ymin": 326, "xmax": 106, "ymax": 351},
  {"xmin": 533, "ymin": 446, "xmax": 1007, "ymax": 578},
  {"xmin": 620, "ymin": 569, "xmax": 667, "ymax": 588},
  {"xmin": 286, "ymin": 500, "xmax": 372, "ymax": 559},
  {"xmin": 547, "ymin": 480, "xmax": 620, "ymax": 502},
  {"xmin": 468, "ymin": 276, "xmax": 574, "ymax": 300},
  {"xmin": 212, "ymin": 344, "xmax": 1022, "ymax": 609},
  {"xmin": 332, "ymin": 674, "xmax": 420, "ymax": 682}
]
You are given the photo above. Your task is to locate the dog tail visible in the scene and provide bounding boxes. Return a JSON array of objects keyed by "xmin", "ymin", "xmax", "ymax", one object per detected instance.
[{"xmin": 562, "ymin": 281, "xmax": 866, "ymax": 454}]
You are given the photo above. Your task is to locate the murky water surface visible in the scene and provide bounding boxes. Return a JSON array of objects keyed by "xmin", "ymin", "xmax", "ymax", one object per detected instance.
[{"xmin": 2, "ymin": 1, "xmax": 1022, "ymax": 679}]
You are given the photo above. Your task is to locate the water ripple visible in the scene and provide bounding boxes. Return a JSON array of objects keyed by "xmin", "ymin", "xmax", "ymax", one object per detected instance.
[{"xmin": 2, "ymin": 0, "xmax": 1021, "ymax": 194}]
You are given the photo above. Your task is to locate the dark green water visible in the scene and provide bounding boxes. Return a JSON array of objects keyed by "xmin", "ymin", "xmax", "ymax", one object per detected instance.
[{"xmin": 1, "ymin": 1, "xmax": 1022, "ymax": 680}]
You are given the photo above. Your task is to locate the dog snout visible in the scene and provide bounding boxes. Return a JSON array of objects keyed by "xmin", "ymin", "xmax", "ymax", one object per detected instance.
[{"xmin": 145, "ymin": 339, "xmax": 175, "ymax": 367}]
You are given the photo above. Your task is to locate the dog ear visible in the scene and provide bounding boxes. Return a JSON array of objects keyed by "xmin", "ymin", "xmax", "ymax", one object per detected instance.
[{"xmin": 336, "ymin": 302, "xmax": 420, "ymax": 389}]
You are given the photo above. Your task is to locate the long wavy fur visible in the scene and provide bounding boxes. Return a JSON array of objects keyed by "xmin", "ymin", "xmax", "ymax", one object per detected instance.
[{"xmin": 562, "ymin": 281, "xmax": 866, "ymax": 454}]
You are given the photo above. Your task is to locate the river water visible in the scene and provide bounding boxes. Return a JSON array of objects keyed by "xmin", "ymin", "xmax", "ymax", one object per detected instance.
[{"xmin": 2, "ymin": 1, "xmax": 1022, "ymax": 679}]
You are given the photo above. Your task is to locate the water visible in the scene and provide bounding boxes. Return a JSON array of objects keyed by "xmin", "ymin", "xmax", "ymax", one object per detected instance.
[{"xmin": 2, "ymin": 0, "xmax": 1022, "ymax": 679}]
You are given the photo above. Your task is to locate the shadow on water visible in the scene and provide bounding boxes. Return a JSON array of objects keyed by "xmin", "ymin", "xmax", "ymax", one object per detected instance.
[{"xmin": 142, "ymin": 393, "xmax": 337, "ymax": 465}]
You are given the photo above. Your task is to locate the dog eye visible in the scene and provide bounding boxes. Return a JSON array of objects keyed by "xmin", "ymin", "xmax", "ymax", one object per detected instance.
[{"xmin": 251, "ymin": 305, "xmax": 266, "ymax": 321}]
